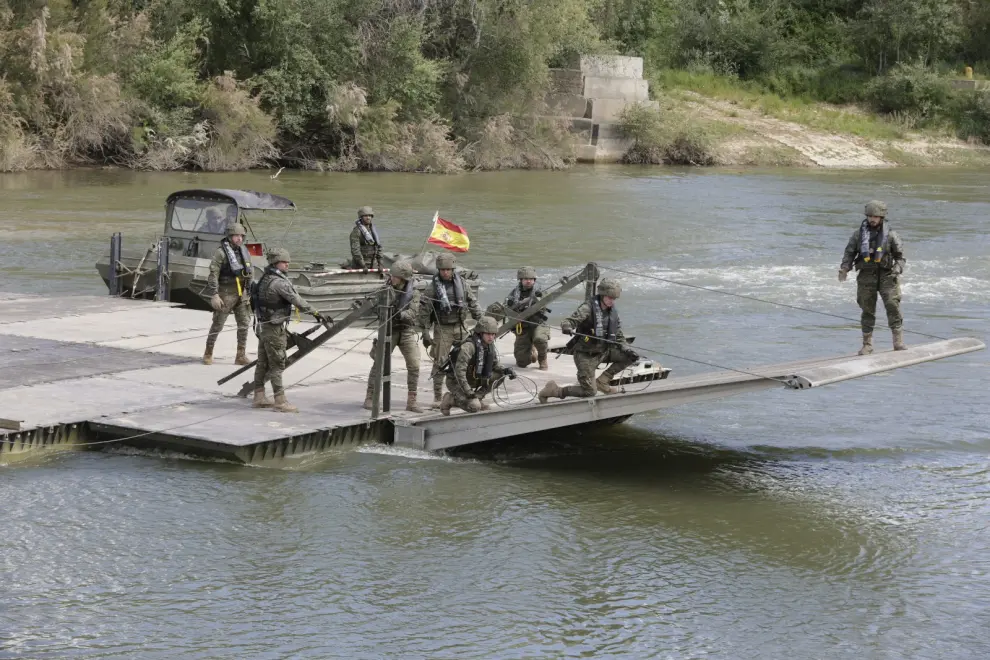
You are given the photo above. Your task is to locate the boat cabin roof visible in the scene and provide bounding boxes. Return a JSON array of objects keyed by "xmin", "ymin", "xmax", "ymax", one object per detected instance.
[{"xmin": 166, "ymin": 189, "xmax": 296, "ymax": 211}]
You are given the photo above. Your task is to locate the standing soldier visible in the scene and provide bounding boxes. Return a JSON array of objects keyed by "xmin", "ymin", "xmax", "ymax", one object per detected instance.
[
  {"xmin": 538, "ymin": 278, "xmax": 638, "ymax": 403},
  {"xmin": 350, "ymin": 206, "xmax": 382, "ymax": 270},
  {"xmin": 504, "ymin": 266, "xmax": 550, "ymax": 370},
  {"xmin": 440, "ymin": 316, "xmax": 515, "ymax": 416},
  {"xmin": 363, "ymin": 260, "xmax": 425, "ymax": 413},
  {"xmin": 252, "ymin": 248, "xmax": 328, "ymax": 412},
  {"xmin": 203, "ymin": 222, "xmax": 253, "ymax": 366},
  {"xmin": 418, "ymin": 253, "xmax": 482, "ymax": 408},
  {"xmin": 839, "ymin": 200, "xmax": 907, "ymax": 354}
]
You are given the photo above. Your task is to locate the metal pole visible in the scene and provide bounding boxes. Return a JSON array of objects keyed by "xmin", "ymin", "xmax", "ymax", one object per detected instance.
[
  {"xmin": 585, "ymin": 262, "xmax": 599, "ymax": 301},
  {"xmin": 155, "ymin": 237, "xmax": 170, "ymax": 302},
  {"xmin": 371, "ymin": 286, "xmax": 394, "ymax": 418},
  {"xmin": 109, "ymin": 233, "xmax": 122, "ymax": 297}
]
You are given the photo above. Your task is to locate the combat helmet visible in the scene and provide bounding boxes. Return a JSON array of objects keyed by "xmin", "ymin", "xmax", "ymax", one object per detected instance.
[
  {"xmin": 597, "ymin": 278, "xmax": 621, "ymax": 299},
  {"xmin": 391, "ymin": 260, "xmax": 414, "ymax": 281},
  {"xmin": 517, "ymin": 266, "xmax": 537, "ymax": 280},
  {"xmin": 226, "ymin": 222, "xmax": 247, "ymax": 237},
  {"xmin": 267, "ymin": 247, "xmax": 291, "ymax": 265},
  {"xmin": 436, "ymin": 253, "xmax": 456, "ymax": 270},
  {"xmin": 357, "ymin": 206, "xmax": 374, "ymax": 218},
  {"xmin": 865, "ymin": 200, "xmax": 887, "ymax": 218},
  {"xmin": 475, "ymin": 315, "xmax": 499, "ymax": 334}
]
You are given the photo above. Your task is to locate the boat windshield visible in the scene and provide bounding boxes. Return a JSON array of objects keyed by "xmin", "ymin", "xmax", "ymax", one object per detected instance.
[{"xmin": 170, "ymin": 198, "xmax": 239, "ymax": 234}]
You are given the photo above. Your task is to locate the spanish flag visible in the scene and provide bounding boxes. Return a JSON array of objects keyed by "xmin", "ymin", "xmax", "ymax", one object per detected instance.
[{"xmin": 427, "ymin": 212, "xmax": 470, "ymax": 253}]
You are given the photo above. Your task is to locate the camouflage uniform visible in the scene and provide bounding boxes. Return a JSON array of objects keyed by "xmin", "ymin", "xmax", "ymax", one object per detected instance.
[
  {"xmin": 440, "ymin": 317, "xmax": 509, "ymax": 415},
  {"xmin": 417, "ymin": 254, "xmax": 482, "ymax": 406},
  {"xmin": 364, "ymin": 261, "xmax": 424, "ymax": 413},
  {"xmin": 203, "ymin": 223, "xmax": 253, "ymax": 365},
  {"xmin": 504, "ymin": 266, "xmax": 550, "ymax": 370},
  {"xmin": 839, "ymin": 200, "xmax": 907, "ymax": 354},
  {"xmin": 252, "ymin": 248, "xmax": 321, "ymax": 412},
  {"xmin": 538, "ymin": 279, "xmax": 638, "ymax": 403},
  {"xmin": 349, "ymin": 206, "xmax": 381, "ymax": 269}
]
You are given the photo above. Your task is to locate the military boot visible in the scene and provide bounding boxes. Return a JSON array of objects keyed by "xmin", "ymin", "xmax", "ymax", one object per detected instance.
[
  {"xmin": 538, "ymin": 356, "xmax": 548, "ymax": 371},
  {"xmin": 273, "ymin": 392, "xmax": 298, "ymax": 413},
  {"xmin": 530, "ymin": 346, "xmax": 538, "ymax": 364},
  {"xmin": 858, "ymin": 333, "xmax": 874, "ymax": 356},
  {"xmin": 478, "ymin": 399, "xmax": 490, "ymax": 411},
  {"xmin": 440, "ymin": 392, "xmax": 454, "ymax": 416},
  {"xmin": 892, "ymin": 329, "xmax": 907, "ymax": 351},
  {"xmin": 595, "ymin": 373, "xmax": 616, "ymax": 395},
  {"xmin": 234, "ymin": 345, "xmax": 249, "ymax": 365},
  {"xmin": 202, "ymin": 348, "xmax": 214, "ymax": 365},
  {"xmin": 538, "ymin": 380, "xmax": 562, "ymax": 404},
  {"xmin": 430, "ymin": 387, "xmax": 444, "ymax": 410},
  {"xmin": 252, "ymin": 388, "xmax": 273, "ymax": 408},
  {"xmin": 406, "ymin": 392, "xmax": 425, "ymax": 413}
]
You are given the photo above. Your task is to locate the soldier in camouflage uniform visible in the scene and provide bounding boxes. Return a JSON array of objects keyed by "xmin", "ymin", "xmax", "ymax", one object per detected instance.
[
  {"xmin": 440, "ymin": 316, "xmax": 516, "ymax": 416},
  {"xmin": 504, "ymin": 266, "xmax": 550, "ymax": 370},
  {"xmin": 253, "ymin": 248, "xmax": 328, "ymax": 413},
  {"xmin": 203, "ymin": 222, "xmax": 254, "ymax": 366},
  {"xmin": 538, "ymin": 278, "xmax": 639, "ymax": 403},
  {"xmin": 363, "ymin": 260, "xmax": 425, "ymax": 413},
  {"xmin": 418, "ymin": 253, "xmax": 482, "ymax": 408},
  {"xmin": 839, "ymin": 200, "xmax": 907, "ymax": 354},
  {"xmin": 349, "ymin": 206, "xmax": 382, "ymax": 270}
]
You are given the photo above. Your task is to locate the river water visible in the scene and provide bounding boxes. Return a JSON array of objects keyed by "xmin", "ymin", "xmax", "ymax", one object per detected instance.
[{"xmin": 1, "ymin": 167, "xmax": 989, "ymax": 658}]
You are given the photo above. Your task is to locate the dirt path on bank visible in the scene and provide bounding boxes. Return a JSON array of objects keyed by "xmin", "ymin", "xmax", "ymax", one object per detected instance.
[{"xmin": 682, "ymin": 93, "xmax": 893, "ymax": 168}]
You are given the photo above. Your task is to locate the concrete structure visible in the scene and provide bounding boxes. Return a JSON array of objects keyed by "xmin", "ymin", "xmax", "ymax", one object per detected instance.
[
  {"xmin": 546, "ymin": 54, "xmax": 660, "ymax": 163},
  {"xmin": 950, "ymin": 79, "xmax": 990, "ymax": 91},
  {"xmin": 1, "ymin": 292, "xmax": 983, "ymax": 465}
]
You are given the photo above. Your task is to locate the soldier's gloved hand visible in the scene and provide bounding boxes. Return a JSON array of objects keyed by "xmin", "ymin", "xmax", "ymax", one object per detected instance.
[
  {"xmin": 210, "ymin": 294, "xmax": 224, "ymax": 311},
  {"xmin": 312, "ymin": 312, "xmax": 328, "ymax": 325},
  {"xmin": 893, "ymin": 263, "xmax": 904, "ymax": 275},
  {"xmin": 422, "ymin": 336, "xmax": 434, "ymax": 349},
  {"xmin": 562, "ymin": 326, "xmax": 573, "ymax": 336},
  {"xmin": 503, "ymin": 367, "xmax": 517, "ymax": 380},
  {"xmin": 838, "ymin": 269, "xmax": 848, "ymax": 283}
]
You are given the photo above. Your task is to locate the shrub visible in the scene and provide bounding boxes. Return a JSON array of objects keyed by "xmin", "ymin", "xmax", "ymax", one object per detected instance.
[
  {"xmin": 865, "ymin": 62, "xmax": 953, "ymax": 125},
  {"xmin": 618, "ymin": 103, "xmax": 715, "ymax": 166},
  {"xmin": 950, "ymin": 90, "xmax": 990, "ymax": 144}
]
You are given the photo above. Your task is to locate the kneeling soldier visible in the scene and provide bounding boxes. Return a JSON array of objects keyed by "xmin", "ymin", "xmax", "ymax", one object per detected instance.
[
  {"xmin": 252, "ymin": 248, "xmax": 327, "ymax": 412},
  {"xmin": 505, "ymin": 266, "xmax": 550, "ymax": 370},
  {"xmin": 203, "ymin": 222, "xmax": 253, "ymax": 365},
  {"xmin": 538, "ymin": 278, "xmax": 638, "ymax": 403},
  {"xmin": 440, "ymin": 316, "xmax": 515, "ymax": 416},
  {"xmin": 363, "ymin": 260, "xmax": 424, "ymax": 413}
]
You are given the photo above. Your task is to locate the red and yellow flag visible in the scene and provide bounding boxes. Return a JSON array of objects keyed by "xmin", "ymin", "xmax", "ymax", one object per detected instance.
[{"xmin": 427, "ymin": 214, "xmax": 470, "ymax": 253}]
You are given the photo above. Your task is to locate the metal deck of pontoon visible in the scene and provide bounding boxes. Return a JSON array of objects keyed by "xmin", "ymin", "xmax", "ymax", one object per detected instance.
[{"xmin": 0, "ymin": 292, "xmax": 983, "ymax": 464}]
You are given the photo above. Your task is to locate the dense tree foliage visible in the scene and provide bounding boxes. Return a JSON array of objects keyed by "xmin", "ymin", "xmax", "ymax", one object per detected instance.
[{"xmin": 1, "ymin": 0, "xmax": 987, "ymax": 171}]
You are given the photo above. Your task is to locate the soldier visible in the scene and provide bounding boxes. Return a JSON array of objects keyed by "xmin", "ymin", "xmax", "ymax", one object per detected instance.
[
  {"xmin": 252, "ymin": 248, "xmax": 328, "ymax": 412},
  {"xmin": 349, "ymin": 206, "xmax": 382, "ymax": 270},
  {"xmin": 504, "ymin": 266, "xmax": 550, "ymax": 370},
  {"xmin": 418, "ymin": 253, "xmax": 483, "ymax": 408},
  {"xmin": 839, "ymin": 200, "xmax": 907, "ymax": 354},
  {"xmin": 363, "ymin": 260, "xmax": 425, "ymax": 413},
  {"xmin": 440, "ymin": 316, "xmax": 516, "ymax": 416},
  {"xmin": 538, "ymin": 278, "xmax": 638, "ymax": 403},
  {"xmin": 203, "ymin": 222, "xmax": 253, "ymax": 366}
]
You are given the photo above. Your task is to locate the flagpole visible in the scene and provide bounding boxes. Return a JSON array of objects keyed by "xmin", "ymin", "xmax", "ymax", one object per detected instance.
[{"xmin": 418, "ymin": 210, "xmax": 440, "ymax": 256}]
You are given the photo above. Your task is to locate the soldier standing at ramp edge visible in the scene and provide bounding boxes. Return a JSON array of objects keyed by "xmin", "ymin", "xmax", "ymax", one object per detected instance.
[
  {"xmin": 838, "ymin": 200, "xmax": 907, "ymax": 355},
  {"xmin": 362, "ymin": 260, "xmax": 425, "ymax": 413},
  {"xmin": 252, "ymin": 248, "xmax": 327, "ymax": 413},
  {"xmin": 418, "ymin": 253, "xmax": 482, "ymax": 408},
  {"xmin": 203, "ymin": 222, "xmax": 253, "ymax": 366},
  {"xmin": 538, "ymin": 278, "xmax": 639, "ymax": 403}
]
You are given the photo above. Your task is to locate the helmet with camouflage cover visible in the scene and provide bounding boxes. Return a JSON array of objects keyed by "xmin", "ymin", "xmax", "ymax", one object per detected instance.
[
  {"xmin": 357, "ymin": 206, "xmax": 374, "ymax": 218},
  {"xmin": 865, "ymin": 200, "xmax": 887, "ymax": 218},
  {"xmin": 267, "ymin": 247, "xmax": 291, "ymax": 265},
  {"xmin": 226, "ymin": 222, "xmax": 247, "ymax": 237},
  {"xmin": 475, "ymin": 315, "xmax": 498, "ymax": 334},
  {"xmin": 390, "ymin": 260, "xmax": 414, "ymax": 281},
  {"xmin": 436, "ymin": 253, "xmax": 456, "ymax": 270},
  {"xmin": 517, "ymin": 266, "xmax": 537, "ymax": 280},
  {"xmin": 485, "ymin": 302, "xmax": 506, "ymax": 324},
  {"xmin": 597, "ymin": 278, "xmax": 621, "ymax": 299}
]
